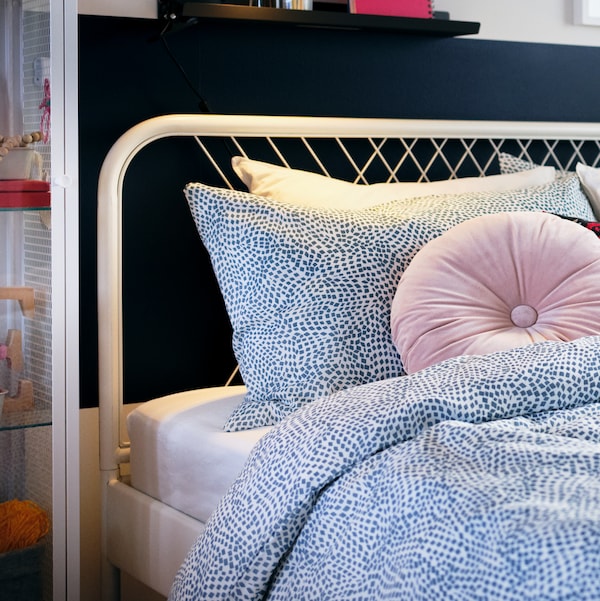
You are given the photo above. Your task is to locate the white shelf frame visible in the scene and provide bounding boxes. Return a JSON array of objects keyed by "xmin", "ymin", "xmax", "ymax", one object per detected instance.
[{"xmin": 50, "ymin": 0, "xmax": 80, "ymax": 599}]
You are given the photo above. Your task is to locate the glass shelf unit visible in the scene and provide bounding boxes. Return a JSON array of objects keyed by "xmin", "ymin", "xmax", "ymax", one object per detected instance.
[{"xmin": 1, "ymin": 0, "xmax": 79, "ymax": 598}]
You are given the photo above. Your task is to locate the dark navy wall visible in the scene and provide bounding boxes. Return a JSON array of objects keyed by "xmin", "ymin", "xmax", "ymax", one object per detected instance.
[{"xmin": 79, "ymin": 15, "xmax": 600, "ymax": 407}]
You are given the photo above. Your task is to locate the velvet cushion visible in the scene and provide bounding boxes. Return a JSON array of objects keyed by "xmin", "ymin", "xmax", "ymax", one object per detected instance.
[{"xmin": 391, "ymin": 211, "xmax": 600, "ymax": 373}]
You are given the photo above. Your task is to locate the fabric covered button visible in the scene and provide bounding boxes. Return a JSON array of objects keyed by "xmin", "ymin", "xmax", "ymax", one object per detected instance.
[
  {"xmin": 510, "ymin": 304, "xmax": 538, "ymax": 328},
  {"xmin": 391, "ymin": 211, "xmax": 600, "ymax": 373}
]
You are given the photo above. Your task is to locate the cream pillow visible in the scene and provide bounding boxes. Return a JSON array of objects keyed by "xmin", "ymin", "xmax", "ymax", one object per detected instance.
[
  {"xmin": 576, "ymin": 163, "xmax": 600, "ymax": 220},
  {"xmin": 232, "ymin": 156, "xmax": 556, "ymax": 209}
]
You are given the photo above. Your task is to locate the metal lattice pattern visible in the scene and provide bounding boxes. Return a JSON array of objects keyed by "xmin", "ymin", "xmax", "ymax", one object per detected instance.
[{"xmin": 192, "ymin": 134, "xmax": 600, "ymax": 191}]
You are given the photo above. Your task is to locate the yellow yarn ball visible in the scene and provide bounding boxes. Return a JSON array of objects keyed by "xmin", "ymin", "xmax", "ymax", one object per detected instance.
[{"xmin": 0, "ymin": 499, "xmax": 50, "ymax": 553}]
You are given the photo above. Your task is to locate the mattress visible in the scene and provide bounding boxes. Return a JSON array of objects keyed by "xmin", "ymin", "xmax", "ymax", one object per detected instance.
[{"xmin": 127, "ymin": 385, "xmax": 271, "ymax": 523}]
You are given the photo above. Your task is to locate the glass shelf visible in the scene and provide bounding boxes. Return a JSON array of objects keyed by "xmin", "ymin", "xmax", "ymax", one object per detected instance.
[
  {"xmin": 0, "ymin": 404, "xmax": 52, "ymax": 431},
  {"xmin": 0, "ymin": 206, "xmax": 50, "ymax": 212}
]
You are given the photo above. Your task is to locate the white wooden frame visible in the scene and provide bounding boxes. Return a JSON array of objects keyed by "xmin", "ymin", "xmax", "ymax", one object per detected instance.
[
  {"xmin": 51, "ymin": 0, "xmax": 80, "ymax": 599},
  {"xmin": 97, "ymin": 114, "xmax": 600, "ymax": 599}
]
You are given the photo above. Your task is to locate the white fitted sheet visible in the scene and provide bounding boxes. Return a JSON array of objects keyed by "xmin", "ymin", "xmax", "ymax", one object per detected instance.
[{"xmin": 127, "ymin": 385, "xmax": 271, "ymax": 523}]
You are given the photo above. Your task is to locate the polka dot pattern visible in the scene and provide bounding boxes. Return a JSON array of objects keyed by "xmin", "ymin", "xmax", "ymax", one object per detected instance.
[
  {"xmin": 169, "ymin": 337, "xmax": 600, "ymax": 601},
  {"xmin": 185, "ymin": 177, "xmax": 595, "ymax": 431}
]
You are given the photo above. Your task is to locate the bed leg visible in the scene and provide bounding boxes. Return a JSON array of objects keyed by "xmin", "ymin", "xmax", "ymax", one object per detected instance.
[
  {"xmin": 101, "ymin": 557, "xmax": 121, "ymax": 601},
  {"xmin": 101, "ymin": 471, "xmax": 121, "ymax": 601}
]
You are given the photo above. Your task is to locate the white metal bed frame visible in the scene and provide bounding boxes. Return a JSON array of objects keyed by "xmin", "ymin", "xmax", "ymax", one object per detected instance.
[{"xmin": 97, "ymin": 114, "xmax": 600, "ymax": 600}]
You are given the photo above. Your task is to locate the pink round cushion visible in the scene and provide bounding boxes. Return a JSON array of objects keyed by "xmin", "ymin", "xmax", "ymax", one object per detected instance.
[{"xmin": 391, "ymin": 211, "xmax": 600, "ymax": 374}]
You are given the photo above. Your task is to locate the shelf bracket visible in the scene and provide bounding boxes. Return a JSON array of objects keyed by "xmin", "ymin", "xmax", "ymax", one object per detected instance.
[{"xmin": 158, "ymin": 0, "xmax": 185, "ymax": 21}]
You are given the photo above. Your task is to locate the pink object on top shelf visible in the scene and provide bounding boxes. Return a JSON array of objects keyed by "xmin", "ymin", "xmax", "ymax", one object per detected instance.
[{"xmin": 349, "ymin": 0, "xmax": 433, "ymax": 18}]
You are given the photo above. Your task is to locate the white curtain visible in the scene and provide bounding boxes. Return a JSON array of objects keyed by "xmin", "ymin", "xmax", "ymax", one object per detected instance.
[
  {"xmin": 0, "ymin": 0, "xmax": 23, "ymax": 136},
  {"xmin": 0, "ymin": 0, "xmax": 24, "ymax": 301}
]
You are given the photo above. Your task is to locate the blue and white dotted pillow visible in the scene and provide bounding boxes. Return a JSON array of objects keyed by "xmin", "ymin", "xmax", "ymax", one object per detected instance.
[
  {"xmin": 185, "ymin": 176, "xmax": 595, "ymax": 431},
  {"xmin": 499, "ymin": 152, "xmax": 597, "ymax": 222},
  {"xmin": 499, "ymin": 152, "xmax": 545, "ymax": 175}
]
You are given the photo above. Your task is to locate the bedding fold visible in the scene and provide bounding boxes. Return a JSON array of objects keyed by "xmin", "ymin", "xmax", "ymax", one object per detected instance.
[{"xmin": 170, "ymin": 336, "xmax": 600, "ymax": 601}]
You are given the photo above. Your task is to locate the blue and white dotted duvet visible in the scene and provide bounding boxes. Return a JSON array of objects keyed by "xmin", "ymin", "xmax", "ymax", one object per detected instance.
[{"xmin": 170, "ymin": 337, "xmax": 600, "ymax": 600}]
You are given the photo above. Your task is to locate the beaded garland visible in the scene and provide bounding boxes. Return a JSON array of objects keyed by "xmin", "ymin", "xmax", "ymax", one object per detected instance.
[{"xmin": 0, "ymin": 132, "xmax": 43, "ymax": 161}]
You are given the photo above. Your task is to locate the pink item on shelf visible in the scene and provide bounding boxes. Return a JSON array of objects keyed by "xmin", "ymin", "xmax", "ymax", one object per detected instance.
[
  {"xmin": 39, "ymin": 78, "xmax": 51, "ymax": 144},
  {"xmin": 0, "ymin": 180, "xmax": 50, "ymax": 208},
  {"xmin": 0, "ymin": 345, "xmax": 7, "ymax": 361},
  {"xmin": 349, "ymin": 0, "xmax": 432, "ymax": 18}
]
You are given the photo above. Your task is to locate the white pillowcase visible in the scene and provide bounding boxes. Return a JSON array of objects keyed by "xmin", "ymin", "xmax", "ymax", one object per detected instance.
[
  {"xmin": 576, "ymin": 163, "xmax": 600, "ymax": 220},
  {"xmin": 231, "ymin": 156, "xmax": 556, "ymax": 210}
]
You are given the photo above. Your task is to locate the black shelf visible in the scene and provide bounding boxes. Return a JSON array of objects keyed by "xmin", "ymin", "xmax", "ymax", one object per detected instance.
[{"xmin": 180, "ymin": 3, "xmax": 480, "ymax": 36}]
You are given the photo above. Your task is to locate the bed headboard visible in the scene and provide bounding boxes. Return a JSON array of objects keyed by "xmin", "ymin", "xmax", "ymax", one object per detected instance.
[{"xmin": 97, "ymin": 114, "xmax": 600, "ymax": 473}]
